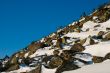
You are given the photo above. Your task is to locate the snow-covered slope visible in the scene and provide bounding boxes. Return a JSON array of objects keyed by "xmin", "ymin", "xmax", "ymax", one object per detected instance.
[
  {"xmin": 63, "ymin": 60, "xmax": 110, "ymax": 73},
  {"xmin": 1, "ymin": 3, "xmax": 110, "ymax": 73}
]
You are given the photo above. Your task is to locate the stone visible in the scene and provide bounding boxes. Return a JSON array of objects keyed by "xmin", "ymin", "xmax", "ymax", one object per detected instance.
[
  {"xmin": 48, "ymin": 56, "xmax": 63, "ymax": 69},
  {"xmin": 98, "ymin": 31, "xmax": 105, "ymax": 36},
  {"xmin": 70, "ymin": 43, "xmax": 85, "ymax": 52},
  {"xmin": 103, "ymin": 32, "xmax": 110, "ymax": 40},
  {"xmin": 6, "ymin": 64, "xmax": 19, "ymax": 72},
  {"xmin": 53, "ymin": 50, "xmax": 60, "ymax": 56},
  {"xmin": 92, "ymin": 56, "xmax": 104, "ymax": 63},
  {"xmin": 104, "ymin": 53, "xmax": 110, "ymax": 60},
  {"xmin": 55, "ymin": 60, "xmax": 80, "ymax": 73}
]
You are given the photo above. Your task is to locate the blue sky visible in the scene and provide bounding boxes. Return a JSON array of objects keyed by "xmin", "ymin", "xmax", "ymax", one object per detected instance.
[{"xmin": 0, "ymin": 0, "xmax": 109, "ymax": 58}]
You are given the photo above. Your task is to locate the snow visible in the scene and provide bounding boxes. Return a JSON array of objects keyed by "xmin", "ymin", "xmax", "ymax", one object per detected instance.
[
  {"xmin": 41, "ymin": 66, "xmax": 56, "ymax": 73},
  {"xmin": 83, "ymin": 37, "xmax": 90, "ymax": 46},
  {"xmin": 79, "ymin": 17, "xmax": 85, "ymax": 22},
  {"xmin": 63, "ymin": 60, "xmax": 110, "ymax": 73},
  {"xmin": 1, "ymin": 67, "xmax": 35, "ymax": 73},
  {"xmin": 24, "ymin": 52, "xmax": 29, "ymax": 58},
  {"xmin": 52, "ymin": 40, "xmax": 57, "ymax": 46},
  {"xmin": 74, "ymin": 53, "xmax": 93, "ymax": 62},
  {"xmin": 93, "ymin": 16, "xmax": 98, "ymax": 20},
  {"xmin": 82, "ymin": 21, "xmax": 98, "ymax": 31},
  {"xmin": 2, "ymin": 10, "xmax": 110, "ymax": 73},
  {"xmin": 30, "ymin": 47, "xmax": 54, "ymax": 58},
  {"xmin": 64, "ymin": 31, "xmax": 98, "ymax": 39},
  {"xmin": 40, "ymin": 38, "xmax": 45, "ymax": 42},
  {"xmin": 83, "ymin": 41, "xmax": 110, "ymax": 57},
  {"xmin": 74, "ymin": 60, "xmax": 86, "ymax": 67}
]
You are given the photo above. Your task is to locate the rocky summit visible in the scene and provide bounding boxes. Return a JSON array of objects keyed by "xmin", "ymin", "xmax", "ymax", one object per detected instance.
[{"xmin": 1, "ymin": 2, "xmax": 110, "ymax": 73}]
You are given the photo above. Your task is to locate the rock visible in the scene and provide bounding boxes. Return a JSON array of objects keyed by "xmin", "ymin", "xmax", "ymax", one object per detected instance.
[
  {"xmin": 9, "ymin": 56, "xmax": 18, "ymax": 65},
  {"xmin": 55, "ymin": 60, "xmax": 80, "ymax": 73},
  {"xmin": 103, "ymin": 32, "xmax": 110, "ymax": 40},
  {"xmin": 104, "ymin": 53, "xmax": 110, "ymax": 60},
  {"xmin": 48, "ymin": 56, "xmax": 63, "ymax": 69},
  {"xmin": 96, "ymin": 31, "xmax": 105, "ymax": 39},
  {"xmin": 70, "ymin": 43, "xmax": 85, "ymax": 52},
  {"xmin": 6, "ymin": 64, "xmax": 19, "ymax": 72},
  {"xmin": 80, "ymin": 38, "xmax": 86, "ymax": 45},
  {"xmin": 44, "ymin": 37, "xmax": 53, "ymax": 46},
  {"xmin": 28, "ymin": 65, "xmax": 41, "ymax": 73},
  {"xmin": 92, "ymin": 56, "xmax": 104, "ymax": 63},
  {"xmin": 106, "ymin": 27, "xmax": 110, "ymax": 31},
  {"xmin": 55, "ymin": 38, "xmax": 63, "ymax": 49},
  {"xmin": 73, "ymin": 53, "xmax": 93, "ymax": 66},
  {"xmin": 60, "ymin": 50, "xmax": 73, "ymax": 61},
  {"xmin": 42, "ymin": 55, "xmax": 63, "ymax": 69},
  {"xmin": 28, "ymin": 42, "xmax": 47, "ymax": 56},
  {"xmin": 98, "ymin": 31, "xmax": 105, "ymax": 36},
  {"xmin": 53, "ymin": 50, "xmax": 60, "ymax": 56},
  {"xmin": 23, "ymin": 57, "xmax": 33, "ymax": 66}
]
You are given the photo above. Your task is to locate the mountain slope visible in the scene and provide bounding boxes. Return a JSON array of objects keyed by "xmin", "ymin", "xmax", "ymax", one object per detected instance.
[{"xmin": 1, "ymin": 2, "xmax": 110, "ymax": 73}]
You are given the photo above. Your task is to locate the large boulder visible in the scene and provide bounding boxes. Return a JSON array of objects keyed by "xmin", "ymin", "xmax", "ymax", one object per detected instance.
[{"xmin": 70, "ymin": 43, "xmax": 85, "ymax": 52}]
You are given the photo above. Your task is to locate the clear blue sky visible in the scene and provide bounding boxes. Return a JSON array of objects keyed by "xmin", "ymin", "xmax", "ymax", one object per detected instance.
[{"xmin": 0, "ymin": 0, "xmax": 109, "ymax": 58}]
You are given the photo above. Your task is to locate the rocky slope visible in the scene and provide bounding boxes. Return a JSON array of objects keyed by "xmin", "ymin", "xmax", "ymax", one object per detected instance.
[{"xmin": 1, "ymin": 2, "xmax": 110, "ymax": 73}]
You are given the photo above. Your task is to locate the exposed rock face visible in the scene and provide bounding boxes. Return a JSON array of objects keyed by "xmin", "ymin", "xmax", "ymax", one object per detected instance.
[
  {"xmin": 92, "ymin": 56, "xmax": 104, "ymax": 63},
  {"xmin": 70, "ymin": 43, "xmax": 85, "ymax": 52}
]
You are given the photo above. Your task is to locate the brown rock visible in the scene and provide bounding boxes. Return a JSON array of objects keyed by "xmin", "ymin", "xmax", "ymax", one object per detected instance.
[
  {"xmin": 80, "ymin": 38, "xmax": 86, "ymax": 45},
  {"xmin": 89, "ymin": 38, "xmax": 95, "ymax": 45},
  {"xmin": 98, "ymin": 31, "xmax": 105, "ymax": 36},
  {"xmin": 103, "ymin": 32, "xmax": 110, "ymax": 40},
  {"xmin": 104, "ymin": 53, "xmax": 110, "ymax": 60},
  {"xmin": 6, "ymin": 64, "xmax": 19, "ymax": 72},
  {"xmin": 70, "ymin": 43, "xmax": 85, "ymax": 52},
  {"xmin": 53, "ymin": 50, "xmax": 60, "ymax": 56},
  {"xmin": 92, "ymin": 56, "xmax": 104, "ymax": 63},
  {"xmin": 49, "ymin": 56, "xmax": 63, "ymax": 69},
  {"xmin": 60, "ymin": 50, "xmax": 72, "ymax": 61}
]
